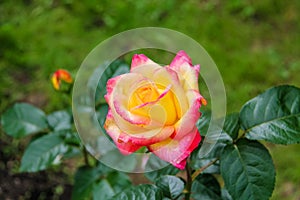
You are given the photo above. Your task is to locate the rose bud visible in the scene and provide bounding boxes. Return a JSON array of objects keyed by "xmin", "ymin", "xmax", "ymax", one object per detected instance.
[{"xmin": 51, "ymin": 69, "xmax": 73, "ymax": 91}]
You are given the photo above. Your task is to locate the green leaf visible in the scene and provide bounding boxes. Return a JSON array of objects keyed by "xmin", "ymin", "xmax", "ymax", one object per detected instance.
[
  {"xmin": 196, "ymin": 112, "xmax": 239, "ymax": 149},
  {"xmin": 95, "ymin": 162, "xmax": 115, "ymax": 175},
  {"xmin": 190, "ymin": 142, "xmax": 219, "ymax": 173},
  {"xmin": 64, "ymin": 131, "xmax": 81, "ymax": 147},
  {"xmin": 110, "ymin": 184, "xmax": 163, "ymax": 200},
  {"xmin": 101, "ymin": 149, "xmax": 137, "ymax": 172},
  {"xmin": 1, "ymin": 103, "xmax": 48, "ymax": 138},
  {"xmin": 220, "ymin": 139, "xmax": 275, "ymax": 200},
  {"xmin": 73, "ymin": 163, "xmax": 131, "ymax": 200},
  {"xmin": 190, "ymin": 156, "xmax": 220, "ymax": 174},
  {"xmin": 196, "ymin": 111, "xmax": 211, "ymax": 136},
  {"xmin": 155, "ymin": 175, "xmax": 184, "ymax": 199},
  {"xmin": 191, "ymin": 174, "xmax": 221, "ymax": 200},
  {"xmin": 96, "ymin": 104, "xmax": 109, "ymax": 133},
  {"xmin": 93, "ymin": 180, "xmax": 115, "ymax": 200},
  {"xmin": 106, "ymin": 171, "xmax": 132, "ymax": 194},
  {"xmin": 145, "ymin": 163, "xmax": 179, "ymax": 182},
  {"xmin": 89, "ymin": 60, "xmax": 130, "ymax": 102},
  {"xmin": 240, "ymin": 85, "xmax": 300, "ymax": 144},
  {"xmin": 221, "ymin": 188, "xmax": 233, "ymax": 200},
  {"xmin": 191, "ymin": 113, "xmax": 239, "ymax": 171},
  {"xmin": 20, "ymin": 131, "xmax": 70, "ymax": 172},
  {"xmin": 47, "ymin": 110, "xmax": 72, "ymax": 131},
  {"xmin": 92, "ymin": 171, "xmax": 132, "ymax": 200},
  {"xmin": 144, "ymin": 153, "xmax": 173, "ymax": 173},
  {"xmin": 221, "ymin": 113, "xmax": 240, "ymax": 140},
  {"xmin": 72, "ymin": 166, "xmax": 100, "ymax": 200}
]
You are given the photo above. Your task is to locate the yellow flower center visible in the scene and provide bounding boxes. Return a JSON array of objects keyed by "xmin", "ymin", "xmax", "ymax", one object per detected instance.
[{"xmin": 128, "ymin": 83, "xmax": 179, "ymax": 125}]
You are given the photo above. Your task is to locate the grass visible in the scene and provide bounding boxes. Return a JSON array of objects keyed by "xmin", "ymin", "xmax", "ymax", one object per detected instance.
[{"xmin": 1, "ymin": 0, "xmax": 300, "ymax": 199}]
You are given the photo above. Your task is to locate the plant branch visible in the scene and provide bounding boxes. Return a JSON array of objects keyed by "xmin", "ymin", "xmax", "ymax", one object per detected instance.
[
  {"xmin": 185, "ymin": 162, "xmax": 192, "ymax": 200},
  {"xmin": 83, "ymin": 147, "xmax": 90, "ymax": 166},
  {"xmin": 191, "ymin": 158, "xmax": 219, "ymax": 181}
]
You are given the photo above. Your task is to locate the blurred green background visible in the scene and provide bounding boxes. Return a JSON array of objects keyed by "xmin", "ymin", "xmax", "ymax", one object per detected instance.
[{"xmin": 0, "ymin": 0, "xmax": 299, "ymax": 199}]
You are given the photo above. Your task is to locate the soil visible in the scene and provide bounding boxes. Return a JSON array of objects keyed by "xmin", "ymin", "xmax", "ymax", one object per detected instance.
[{"xmin": 0, "ymin": 133, "xmax": 72, "ymax": 200}]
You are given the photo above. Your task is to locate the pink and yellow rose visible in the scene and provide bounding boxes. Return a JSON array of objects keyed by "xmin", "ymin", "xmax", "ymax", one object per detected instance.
[{"xmin": 104, "ymin": 50, "xmax": 206, "ymax": 169}]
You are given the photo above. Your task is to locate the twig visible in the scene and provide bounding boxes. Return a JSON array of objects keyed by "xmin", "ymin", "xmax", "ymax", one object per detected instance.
[
  {"xmin": 185, "ymin": 162, "xmax": 192, "ymax": 200},
  {"xmin": 191, "ymin": 158, "xmax": 219, "ymax": 181},
  {"xmin": 83, "ymin": 147, "xmax": 90, "ymax": 166}
]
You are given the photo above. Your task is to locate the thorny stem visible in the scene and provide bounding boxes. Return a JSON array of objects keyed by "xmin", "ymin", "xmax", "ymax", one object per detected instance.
[
  {"xmin": 191, "ymin": 158, "xmax": 219, "ymax": 181},
  {"xmin": 185, "ymin": 162, "xmax": 192, "ymax": 200}
]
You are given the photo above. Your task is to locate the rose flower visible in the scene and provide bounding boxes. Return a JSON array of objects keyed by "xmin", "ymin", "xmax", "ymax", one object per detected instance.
[{"xmin": 104, "ymin": 50, "xmax": 206, "ymax": 169}]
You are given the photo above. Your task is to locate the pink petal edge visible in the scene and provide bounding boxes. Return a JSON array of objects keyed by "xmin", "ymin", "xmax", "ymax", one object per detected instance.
[
  {"xmin": 149, "ymin": 129, "xmax": 201, "ymax": 170},
  {"xmin": 131, "ymin": 54, "xmax": 155, "ymax": 71},
  {"xmin": 170, "ymin": 50, "xmax": 200, "ymax": 79},
  {"xmin": 104, "ymin": 76, "xmax": 121, "ymax": 105},
  {"xmin": 104, "ymin": 109, "xmax": 142, "ymax": 155},
  {"xmin": 118, "ymin": 126, "xmax": 175, "ymax": 146},
  {"xmin": 173, "ymin": 90, "xmax": 203, "ymax": 140},
  {"xmin": 170, "ymin": 50, "xmax": 192, "ymax": 68}
]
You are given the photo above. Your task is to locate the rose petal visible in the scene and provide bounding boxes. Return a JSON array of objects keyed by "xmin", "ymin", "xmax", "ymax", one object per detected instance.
[
  {"xmin": 106, "ymin": 73, "xmax": 169, "ymax": 135},
  {"xmin": 131, "ymin": 54, "xmax": 157, "ymax": 71},
  {"xmin": 105, "ymin": 76, "xmax": 121, "ymax": 106},
  {"xmin": 170, "ymin": 50, "xmax": 193, "ymax": 67},
  {"xmin": 173, "ymin": 89, "xmax": 205, "ymax": 139},
  {"xmin": 148, "ymin": 128, "xmax": 201, "ymax": 169},
  {"xmin": 105, "ymin": 109, "xmax": 174, "ymax": 148},
  {"xmin": 109, "ymin": 73, "xmax": 151, "ymax": 125},
  {"xmin": 152, "ymin": 66, "xmax": 189, "ymax": 119},
  {"xmin": 104, "ymin": 109, "xmax": 142, "ymax": 155},
  {"xmin": 119, "ymin": 126, "xmax": 175, "ymax": 146},
  {"xmin": 169, "ymin": 50, "xmax": 200, "ymax": 90},
  {"xmin": 131, "ymin": 63, "xmax": 162, "ymax": 78}
]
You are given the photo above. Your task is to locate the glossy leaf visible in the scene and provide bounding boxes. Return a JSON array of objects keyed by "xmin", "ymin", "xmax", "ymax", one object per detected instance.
[
  {"xmin": 191, "ymin": 174, "xmax": 221, "ymax": 200},
  {"xmin": 92, "ymin": 171, "xmax": 132, "ymax": 200},
  {"xmin": 47, "ymin": 110, "xmax": 72, "ymax": 131},
  {"xmin": 190, "ymin": 143, "xmax": 220, "ymax": 173},
  {"xmin": 155, "ymin": 175, "xmax": 184, "ymax": 199},
  {"xmin": 196, "ymin": 112, "xmax": 239, "ymax": 148},
  {"xmin": 96, "ymin": 104, "xmax": 109, "ymax": 134},
  {"xmin": 145, "ymin": 162, "xmax": 179, "ymax": 182},
  {"xmin": 1, "ymin": 103, "xmax": 48, "ymax": 138},
  {"xmin": 220, "ymin": 139, "xmax": 275, "ymax": 200},
  {"xmin": 20, "ymin": 131, "xmax": 70, "ymax": 172},
  {"xmin": 73, "ymin": 162, "xmax": 132, "ymax": 200},
  {"xmin": 93, "ymin": 180, "xmax": 115, "ymax": 200},
  {"xmin": 196, "ymin": 111, "xmax": 211, "ymax": 136},
  {"xmin": 240, "ymin": 85, "xmax": 300, "ymax": 144},
  {"xmin": 105, "ymin": 171, "xmax": 132, "ymax": 194},
  {"xmin": 89, "ymin": 60, "xmax": 130, "ymax": 102},
  {"xmin": 221, "ymin": 188, "xmax": 233, "ymax": 200},
  {"xmin": 190, "ymin": 157, "xmax": 220, "ymax": 174},
  {"xmin": 191, "ymin": 113, "xmax": 240, "ymax": 171},
  {"xmin": 221, "ymin": 113, "xmax": 240, "ymax": 140},
  {"xmin": 110, "ymin": 184, "xmax": 163, "ymax": 200},
  {"xmin": 101, "ymin": 150, "xmax": 137, "ymax": 172},
  {"xmin": 63, "ymin": 131, "xmax": 81, "ymax": 148},
  {"xmin": 72, "ymin": 166, "xmax": 100, "ymax": 200}
]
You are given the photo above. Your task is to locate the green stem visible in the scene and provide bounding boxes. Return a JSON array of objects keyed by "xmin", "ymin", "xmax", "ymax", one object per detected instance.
[
  {"xmin": 191, "ymin": 158, "xmax": 219, "ymax": 181},
  {"xmin": 83, "ymin": 147, "xmax": 90, "ymax": 166},
  {"xmin": 185, "ymin": 162, "xmax": 192, "ymax": 200}
]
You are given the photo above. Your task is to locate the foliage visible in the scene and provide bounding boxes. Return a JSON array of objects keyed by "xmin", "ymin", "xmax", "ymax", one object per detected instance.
[
  {"xmin": 1, "ymin": 57, "xmax": 300, "ymax": 199},
  {"xmin": 1, "ymin": 1, "xmax": 300, "ymax": 199}
]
